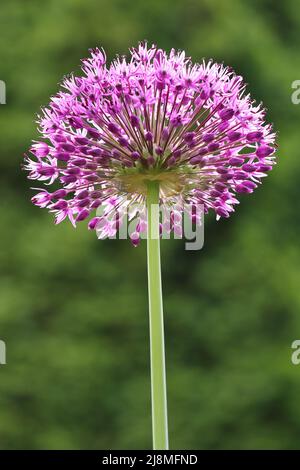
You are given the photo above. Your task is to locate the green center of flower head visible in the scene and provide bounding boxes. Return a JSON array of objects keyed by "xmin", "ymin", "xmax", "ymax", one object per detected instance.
[{"xmin": 112, "ymin": 160, "xmax": 203, "ymax": 198}]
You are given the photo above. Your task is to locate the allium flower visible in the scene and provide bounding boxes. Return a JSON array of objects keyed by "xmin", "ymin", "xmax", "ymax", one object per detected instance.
[
  {"xmin": 24, "ymin": 43, "xmax": 277, "ymax": 450},
  {"xmin": 25, "ymin": 43, "xmax": 276, "ymax": 244}
]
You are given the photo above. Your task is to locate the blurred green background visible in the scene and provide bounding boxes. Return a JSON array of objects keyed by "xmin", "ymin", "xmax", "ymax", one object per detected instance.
[{"xmin": 0, "ymin": 0, "xmax": 299, "ymax": 450}]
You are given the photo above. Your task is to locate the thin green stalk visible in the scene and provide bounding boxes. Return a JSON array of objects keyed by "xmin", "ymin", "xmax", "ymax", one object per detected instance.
[{"xmin": 146, "ymin": 180, "xmax": 169, "ymax": 450}]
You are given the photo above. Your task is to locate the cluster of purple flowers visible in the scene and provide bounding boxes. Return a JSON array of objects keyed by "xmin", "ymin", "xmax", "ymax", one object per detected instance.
[{"xmin": 25, "ymin": 42, "xmax": 276, "ymax": 243}]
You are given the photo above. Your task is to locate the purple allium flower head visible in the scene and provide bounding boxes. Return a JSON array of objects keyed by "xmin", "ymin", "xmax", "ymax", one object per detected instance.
[{"xmin": 24, "ymin": 42, "xmax": 276, "ymax": 241}]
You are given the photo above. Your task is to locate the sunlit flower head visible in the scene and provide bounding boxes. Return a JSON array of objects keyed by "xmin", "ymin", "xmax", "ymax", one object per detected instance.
[{"xmin": 24, "ymin": 42, "xmax": 276, "ymax": 244}]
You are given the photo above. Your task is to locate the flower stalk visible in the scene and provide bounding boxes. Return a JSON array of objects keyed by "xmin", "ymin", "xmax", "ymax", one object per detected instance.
[{"xmin": 146, "ymin": 180, "xmax": 169, "ymax": 450}]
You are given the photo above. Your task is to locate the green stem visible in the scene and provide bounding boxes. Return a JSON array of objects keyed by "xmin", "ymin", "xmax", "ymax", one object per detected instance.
[{"xmin": 146, "ymin": 180, "xmax": 169, "ymax": 450}]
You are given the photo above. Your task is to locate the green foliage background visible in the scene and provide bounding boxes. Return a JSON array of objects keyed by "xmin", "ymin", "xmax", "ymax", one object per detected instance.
[{"xmin": 0, "ymin": 0, "xmax": 299, "ymax": 450}]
